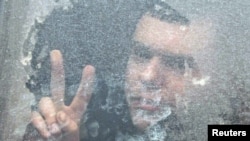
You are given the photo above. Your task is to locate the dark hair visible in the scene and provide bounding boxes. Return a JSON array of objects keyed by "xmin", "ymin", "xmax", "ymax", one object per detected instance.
[{"xmin": 146, "ymin": 0, "xmax": 190, "ymax": 25}]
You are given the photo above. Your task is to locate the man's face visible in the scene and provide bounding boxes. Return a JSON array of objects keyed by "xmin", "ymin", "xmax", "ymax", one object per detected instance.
[{"xmin": 125, "ymin": 15, "xmax": 193, "ymax": 130}]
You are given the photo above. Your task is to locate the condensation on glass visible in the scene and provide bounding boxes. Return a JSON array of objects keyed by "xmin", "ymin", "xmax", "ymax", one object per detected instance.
[{"xmin": 0, "ymin": 0, "xmax": 250, "ymax": 141}]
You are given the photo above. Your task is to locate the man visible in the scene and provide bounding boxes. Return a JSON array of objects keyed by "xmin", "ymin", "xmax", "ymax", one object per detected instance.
[
  {"xmin": 118, "ymin": 3, "xmax": 203, "ymax": 140},
  {"xmin": 24, "ymin": 1, "xmax": 206, "ymax": 141}
]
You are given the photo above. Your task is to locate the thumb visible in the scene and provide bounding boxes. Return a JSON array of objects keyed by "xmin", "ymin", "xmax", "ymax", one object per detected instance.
[{"xmin": 57, "ymin": 111, "xmax": 80, "ymax": 141}]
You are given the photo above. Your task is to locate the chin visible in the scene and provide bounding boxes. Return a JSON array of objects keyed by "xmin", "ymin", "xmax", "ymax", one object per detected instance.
[
  {"xmin": 132, "ymin": 118, "xmax": 151, "ymax": 131},
  {"xmin": 130, "ymin": 106, "xmax": 172, "ymax": 131}
]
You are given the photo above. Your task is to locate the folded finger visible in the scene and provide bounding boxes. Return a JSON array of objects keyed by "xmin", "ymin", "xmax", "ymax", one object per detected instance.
[
  {"xmin": 50, "ymin": 50, "xmax": 65, "ymax": 110},
  {"xmin": 31, "ymin": 111, "xmax": 51, "ymax": 139},
  {"xmin": 57, "ymin": 111, "xmax": 80, "ymax": 141},
  {"xmin": 39, "ymin": 97, "xmax": 61, "ymax": 135}
]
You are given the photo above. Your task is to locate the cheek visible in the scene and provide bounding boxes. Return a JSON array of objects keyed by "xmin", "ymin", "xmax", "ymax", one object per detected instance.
[
  {"xmin": 162, "ymin": 74, "xmax": 185, "ymax": 95},
  {"xmin": 171, "ymin": 77, "xmax": 185, "ymax": 94},
  {"xmin": 126, "ymin": 63, "xmax": 141, "ymax": 81},
  {"xmin": 160, "ymin": 76, "xmax": 184, "ymax": 106},
  {"xmin": 125, "ymin": 65, "xmax": 140, "ymax": 94}
]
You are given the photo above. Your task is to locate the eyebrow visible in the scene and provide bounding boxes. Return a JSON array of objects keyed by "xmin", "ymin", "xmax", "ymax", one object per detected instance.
[{"xmin": 131, "ymin": 41, "xmax": 198, "ymax": 69}]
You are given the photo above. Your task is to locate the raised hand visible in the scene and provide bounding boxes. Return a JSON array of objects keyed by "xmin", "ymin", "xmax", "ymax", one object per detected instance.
[{"xmin": 31, "ymin": 50, "xmax": 95, "ymax": 141}]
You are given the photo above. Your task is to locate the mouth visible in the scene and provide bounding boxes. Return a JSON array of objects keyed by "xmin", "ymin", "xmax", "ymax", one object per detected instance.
[
  {"xmin": 126, "ymin": 83, "xmax": 175, "ymax": 112},
  {"xmin": 137, "ymin": 104, "xmax": 160, "ymax": 112},
  {"xmin": 129, "ymin": 97, "xmax": 161, "ymax": 112}
]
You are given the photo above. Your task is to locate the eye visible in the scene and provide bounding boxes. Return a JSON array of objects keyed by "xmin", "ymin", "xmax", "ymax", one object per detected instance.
[
  {"xmin": 131, "ymin": 51, "xmax": 151, "ymax": 64},
  {"xmin": 134, "ymin": 49, "xmax": 152, "ymax": 60},
  {"xmin": 162, "ymin": 56, "xmax": 185, "ymax": 73},
  {"xmin": 131, "ymin": 45, "xmax": 153, "ymax": 63}
]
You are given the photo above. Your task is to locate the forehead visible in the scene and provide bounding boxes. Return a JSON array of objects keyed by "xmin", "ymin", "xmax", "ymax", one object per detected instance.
[{"xmin": 133, "ymin": 14, "xmax": 190, "ymax": 55}]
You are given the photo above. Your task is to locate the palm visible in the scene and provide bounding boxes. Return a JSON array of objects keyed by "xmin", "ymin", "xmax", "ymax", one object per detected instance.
[{"xmin": 63, "ymin": 106, "xmax": 81, "ymax": 125}]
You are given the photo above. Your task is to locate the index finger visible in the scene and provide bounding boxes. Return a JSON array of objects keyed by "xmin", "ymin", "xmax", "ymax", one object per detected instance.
[
  {"xmin": 50, "ymin": 50, "xmax": 65, "ymax": 110},
  {"xmin": 70, "ymin": 65, "xmax": 95, "ymax": 117}
]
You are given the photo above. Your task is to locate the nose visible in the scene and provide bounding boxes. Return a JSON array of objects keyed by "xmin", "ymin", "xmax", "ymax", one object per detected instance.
[{"xmin": 140, "ymin": 57, "xmax": 162, "ymax": 88}]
